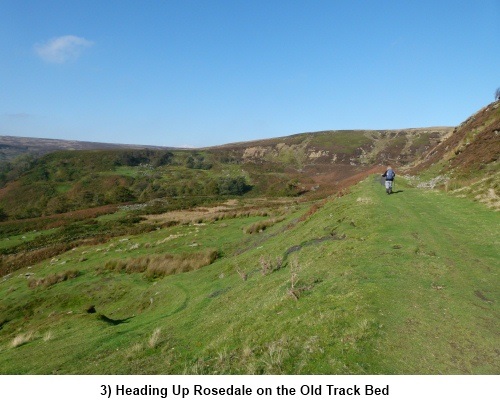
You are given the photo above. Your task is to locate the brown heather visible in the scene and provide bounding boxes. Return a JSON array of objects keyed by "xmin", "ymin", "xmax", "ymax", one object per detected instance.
[{"xmin": 0, "ymin": 236, "xmax": 111, "ymax": 277}]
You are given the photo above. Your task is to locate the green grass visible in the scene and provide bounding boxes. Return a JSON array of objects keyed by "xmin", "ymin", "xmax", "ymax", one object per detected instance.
[
  {"xmin": 114, "ymin": 166, "xmax": 143, "ymax": 177},
  {"xmin": 95, "ymin": 209, "xmax": 130, "ymax": 224},
  {"xmin": 0, "ymin": 228, "xmax": 59, "ymax": 250},
  {"xmin": 55, "ymin": 183, "xmax": 72, "ymax": 194},
  {"xmin": 0, "ymin": 178, "xmax": 498, "ymax": 374}
]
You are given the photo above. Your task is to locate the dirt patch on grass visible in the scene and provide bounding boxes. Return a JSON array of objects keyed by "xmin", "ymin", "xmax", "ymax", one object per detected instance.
[{"xmin": 284, "ymin": 233, "xmax": 346, "ymax": 259}]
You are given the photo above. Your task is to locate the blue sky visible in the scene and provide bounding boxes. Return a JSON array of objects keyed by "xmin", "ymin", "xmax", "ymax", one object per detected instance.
[{"xmin": 1, "ymin": 0, "xmax": 498, "ymax": 147}]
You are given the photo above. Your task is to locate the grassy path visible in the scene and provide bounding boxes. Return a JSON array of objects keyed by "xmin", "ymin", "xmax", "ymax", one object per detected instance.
[{"xmin": 353, "ymin": 176, "xmax": 499, "ymax": 373}]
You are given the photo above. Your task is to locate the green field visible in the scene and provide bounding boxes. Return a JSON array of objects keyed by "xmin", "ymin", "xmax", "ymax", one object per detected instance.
[{"xmin": 0, "ymin": 177, "xmax": 498, "ymax": 374}]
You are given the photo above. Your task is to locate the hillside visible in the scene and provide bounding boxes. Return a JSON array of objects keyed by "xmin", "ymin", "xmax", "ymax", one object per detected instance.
[
  {"xmin": 408, "ymin": 100, "xmax": 499, "ymax": 209},
  {"xmin": 0, "ymin": 127, "xmax": 450, "ymax": 221},
  {"xmin": 0, "ymin": 176, "xmax": 498, "ymax": 374},
  {"xmin": 214, "ymin": 127, "xmax": 450, "ymax": 167},
  {"xmin": 412, "ymin": 101, "xmax": 499, "ymax": 174}
]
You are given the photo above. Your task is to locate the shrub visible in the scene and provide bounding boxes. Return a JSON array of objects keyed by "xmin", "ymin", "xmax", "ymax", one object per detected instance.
[
  {"xmin": 0, "ymin": 207, "xmax": 7, "ymax": 222},
  {"xmin": 185, "ymin": 153, "xmax": 212, "ymax": 169},
  {"xmin": 216, "ymin": 176, "xmax": 250, "ymax": 195},
  {"xmin": 108, "ymin": 186, "xmax": 135, "ymax": 203},
  {"xmin": 286, "ymin": 257, "xmax": 317, "ymax": 300},
  {"xmin": 259, "ymin": 255, "xmax": 283, "ymax": 275}
]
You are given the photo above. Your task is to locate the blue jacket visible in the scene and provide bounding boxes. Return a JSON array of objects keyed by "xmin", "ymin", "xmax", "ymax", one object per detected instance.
[{"xmin": 382, "ymin": 169, "xmax": 395, "ymax": 180}]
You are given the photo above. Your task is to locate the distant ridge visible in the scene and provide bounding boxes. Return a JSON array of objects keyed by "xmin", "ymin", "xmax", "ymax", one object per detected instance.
[
  {"xmin": 0, "ymin": 135, "xmax": 175, "ymax": 161},
  {"xmin": 209, "ymin": 127, "xmax": 453, "ymax": 150},
  {"xmin": 1, "ymin": 125, "xmax": 454, "ymax": 162}
]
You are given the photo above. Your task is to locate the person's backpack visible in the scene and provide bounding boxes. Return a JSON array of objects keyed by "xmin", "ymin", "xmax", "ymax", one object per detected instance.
[{"xmin": 386, "ymin": 169, "xmax": 395, "ymax": 180}]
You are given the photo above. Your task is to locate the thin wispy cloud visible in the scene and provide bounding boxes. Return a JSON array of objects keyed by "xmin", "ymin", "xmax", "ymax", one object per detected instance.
[
  {"xmin": 4, "ymin": 113, "xmax": 33, "ymax": 120},
  {"xmin": 35, "ymin": 35, "xmax": 94, "ymax": 63}
]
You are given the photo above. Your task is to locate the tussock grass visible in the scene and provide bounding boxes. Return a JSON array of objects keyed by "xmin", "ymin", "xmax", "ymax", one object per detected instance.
[
  {"xmin": 126, "ymin": 342, "xmax": 143, "ymax": 358},
  {"xmin": 145, "ymin": 250, "xmax": 218, "ymax": 279},
  {"xmin": 104, "ymin": 249, "xmax": 218, "ymax": 279},
  {"xmin": 263, "ymin": 340, "xmax": 286, "ymax": 373},
  {"xmin": 244, "ymin": 216, "xmax": 285, "ymax": 234},
  {"xmin": 148, "ymin": 206, "xmax": 278, "ymax": 227},
  {"xmin": 148, "ymin": 328, "xmax": 161, "ymax": 349},
  {"xmin": 11, "ymin": 331, "xmax": 35, "ymax": 348},
  {"xmin": 28, "ymin": 269, "xmax": 80, "ymax": 289}
]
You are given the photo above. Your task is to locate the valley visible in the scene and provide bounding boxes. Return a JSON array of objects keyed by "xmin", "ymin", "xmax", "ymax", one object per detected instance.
[{"xmin": 0, "ymin": 101, "xmax": 498, "ymax": 374}]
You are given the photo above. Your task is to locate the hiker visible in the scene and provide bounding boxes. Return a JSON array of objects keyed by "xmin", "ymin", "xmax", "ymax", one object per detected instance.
[{"xmin": 382, "ymin": 166, "xmax": 396, "ymax": 194}]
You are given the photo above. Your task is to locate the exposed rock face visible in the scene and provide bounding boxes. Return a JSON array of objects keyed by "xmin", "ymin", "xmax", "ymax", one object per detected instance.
[
  {"xmin": 236, "ymin": 128, "xmax": 450, "ymax": 167},
  {"xmin": 308, "ymin": 150, "xmax": 329, "ymax": 159},
  {"xmin": 242, "ymin": 146, "xmax": 269, "ymax": 160}
]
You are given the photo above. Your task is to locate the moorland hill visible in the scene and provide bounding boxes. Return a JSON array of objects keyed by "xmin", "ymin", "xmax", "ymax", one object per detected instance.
[{"xmin": 0, "ymin": 126, "xmax": 451, "ymax": 221}]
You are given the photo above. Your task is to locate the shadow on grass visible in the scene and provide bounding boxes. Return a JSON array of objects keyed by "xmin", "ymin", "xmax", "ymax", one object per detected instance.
[{"xmin": 97, "ymin": 314, "xmax": 134, "ymax": 326}]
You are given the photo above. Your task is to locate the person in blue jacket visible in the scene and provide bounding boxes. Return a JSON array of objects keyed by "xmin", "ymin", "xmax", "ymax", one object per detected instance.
[{"xmin": 382, "ymin": 166, "xmax": 396, "ymax": 194}]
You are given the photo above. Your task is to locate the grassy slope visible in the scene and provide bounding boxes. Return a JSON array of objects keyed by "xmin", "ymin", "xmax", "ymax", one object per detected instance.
[{"xmin": 0, "ymin": 178, "xmax": 498, "ymax": 374}]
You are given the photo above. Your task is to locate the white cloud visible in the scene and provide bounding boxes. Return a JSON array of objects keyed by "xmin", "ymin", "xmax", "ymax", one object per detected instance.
[{"xmin": 35, "ymin": 35, "xmax": 94, "ymax": 63}]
